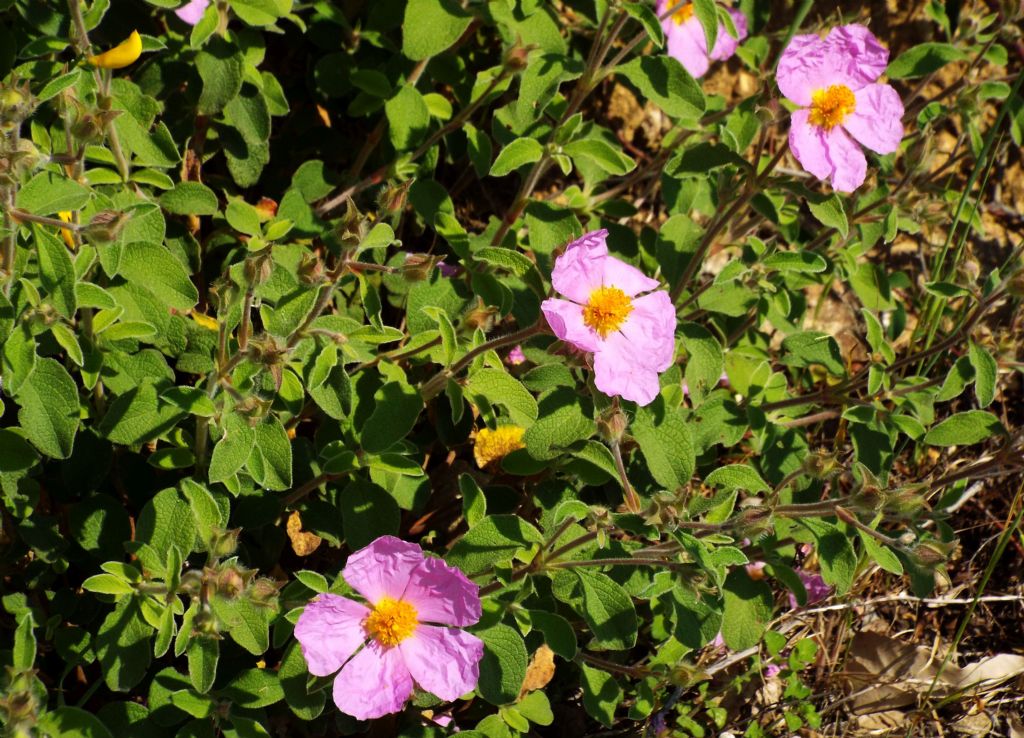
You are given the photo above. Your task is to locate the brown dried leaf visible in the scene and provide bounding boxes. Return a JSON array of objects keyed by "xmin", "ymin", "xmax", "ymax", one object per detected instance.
[
  {"xmin": 286, "ymin": 510, "xmax": 322, "ymax": 557},
  {"xmin": 518, "ymin": 644, "xmax": 555, "ymax": 699}
]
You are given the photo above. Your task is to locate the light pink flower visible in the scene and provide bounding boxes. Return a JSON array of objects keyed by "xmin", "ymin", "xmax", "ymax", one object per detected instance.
[
  {"xmin": 541, "ymin": 230, "xmax": 676, "ymax": 406},
  {"xmin": 777, "ymin": 24, "xmax": 904, "ymax": 192},
  {"xmin": 294, "ymin": 536, "xmax": 484, "ymax": 720},
  {"xmin": 437, "ymin": 261, "xmax": 462, "ymax": 277},
  {"xmin": 658, "ymin": 2, "xmax": 748, "ymax": 78},
  {"xmin": 174, "ymin": 0, "xmax": 210, "ymax": 25},
  {"xmin": 507, "ymin": 345, "xmax": 526, "ymax": 365},
  {"xmin": 787, "ymin": 569, "xmax": 832, "ymax": 608}
]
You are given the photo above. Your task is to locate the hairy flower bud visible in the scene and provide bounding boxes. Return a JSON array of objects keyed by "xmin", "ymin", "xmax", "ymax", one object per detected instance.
[
  {"xmin": 597, "ymin": 407, "xmax": 628, "ymax": 444},
  {"xmin": 82, "ymin": 210, "xmax": 128, "ymax": 244},
  {"xmin": 402, "ymin": 253, "xmax": 436, "ymax": 282}
]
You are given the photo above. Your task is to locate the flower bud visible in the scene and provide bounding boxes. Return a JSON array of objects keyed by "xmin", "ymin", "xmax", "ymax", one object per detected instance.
[
  {"xmin": 298, "ymin": 253, "xmax": 325, "ymax": 285},
  {"xmin": 82, "ymin": 210, "xmax": 128, "ymax": 244},
  {"xmin": 378, "ymin": 180, "xmax": 411, "ymax": 215},
  {"xmin": 209, "ymin": 527, "xmax": 241, "ymax": 559},
  {"xmin": 910, "ymin": 540, "xmax": 955, "ymax": 567},
  {"xmin": 1006, "ymin": 269, "xmax": 1024, "ymax": 298},
  {"xmin": 402, "ymin": 253, "xmax": 436, "ymax": 282},
  {"xmin": 801, "ymin": 449, "xmax": 840, "ymax": 478},
  {"xmin": 248, "ymin": 577, "xmax": 282, "ymax": 604},
  {"xmin": 244, "ymin": 250, "xmax": 274, "ymax": 286},
  {"xmin": 597, "ymin": 407, "xmax": 628, "ymax": 444},
  {"xmin": 463, "ymin": 301, "xmax": 499, "ymax": 332}
]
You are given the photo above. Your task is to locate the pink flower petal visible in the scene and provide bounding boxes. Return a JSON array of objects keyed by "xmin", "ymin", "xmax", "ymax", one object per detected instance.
[
  {"xmin": 665, "ymin": 15, "xmax": 710, "ymax": 79},
  {"xmin": 541, "ymin": 297, "xmax": 600, "ymax": 353},
  {"xmin": 507, "ymin": 345, "xmax": 526, "ymax": 365},
  {"xmin": 776, "ymin": 33, "xmax": 832, "ymax": 105},
  {"xmin": 343, "ymin": 536, "xmax": 425, "ymax": 605},
  {"xmin": 602, "ymin": 255, "xmax": 660, "ymax": 297},
  {"xmin": 823, "ymin": 126, "xmax": 867, "ymax": 192},
  {"xmin": 593, "ymin": 336, "xmax": 664, "ymax": 406},
  {"xmin": 824, "ymin": 24, "xmax": 889, "ymax": 87},
  {"xmin": 843, "ymin": 83, "xmax": 904, "ymax": 155},
  {"xmin": 789, "ymin": 109, "xmax": 834, "ymax": 182},
  {"xmin": 401, "ymin": 555, "xmax": 482, "ymax": 627},
  {"xmin": 332, "ymin": 640, "xmax": 415, "ymax": 720},
  {"xmin": 294, "ymin": 594, "xmax": 370, "ymax": 677},
  {"xmin": 174, "ymin": 0, "xmax": 210, "ymax": 25},
  {"xmin": 400, "ymin": 626, "xmax": 484, "ymax": 701},
  {"xmin": 618, "ymin": 291, "xmax": 677, "ymax": 372},
  {"xmin": 709, "ymin": 8, "xmax": 748, "ymax": 62},
  {"xmin": 551, "ymin": 230, "xmax": 609, "ymax": 303}
]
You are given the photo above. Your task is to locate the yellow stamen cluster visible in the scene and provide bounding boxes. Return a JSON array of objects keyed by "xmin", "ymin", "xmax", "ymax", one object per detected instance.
[
  {"xmin": 473, "ymin": 425, "xmax": 526, "ymax": 469},
  {"xmin": 672, "ymin": 3, "xmax": 694, "ymax": 24},
  {"xmin": 808, "ymin": 84, "xmax": 856, "ymax": 131},
  {"xmin": 364, "ymin": 597, "xmax": 418, "ymax": 647},
  {"xmin": 583, "ymin": 286, "xmax": 633, "ymax": 338}
]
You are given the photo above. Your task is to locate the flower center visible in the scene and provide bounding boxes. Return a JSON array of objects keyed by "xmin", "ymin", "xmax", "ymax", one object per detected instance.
[
  {"xmin": 808, "ymin": 85, "xmax": 856, "ymax": 131},
  {"xmin": 671, "ymin": 3, "xmax": 694, "ymax": 24},
  {"xmin": 364, "ymin": 597, "xmax": 418, "ymax": 647},
  {"xmin": 473, "ymin": 425, "xmax": 525, "ymax": 469},
  {"xmin": 583, "ymin": 286, "xmax": 633, "ymax": 338}
]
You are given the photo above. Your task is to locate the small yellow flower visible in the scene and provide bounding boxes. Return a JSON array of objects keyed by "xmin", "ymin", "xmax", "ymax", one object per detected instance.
[
  {"xmin": 473, "ymin": 425, "xmax": 525, "ymax": 469},
  {"xmin": 87, "ymin": 30, "xmax": 143, "ymax": 70},
  {"xmin": 57, "ymin": 211, "xmax": 75, "ymax": 249}
]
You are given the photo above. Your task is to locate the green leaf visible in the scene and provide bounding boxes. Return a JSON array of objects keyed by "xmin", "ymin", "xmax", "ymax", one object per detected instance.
[
  {"xmin": 221, "ymin": 668, "xmax": 284, "ymax": 708},
  {"xmin": 82, "ymin": 573, "xmax": 135, "ymax": 596},
  {"xmin": 37, "ymin": 707, "xmax": 114, "ymax": 738},
  {"xmin": 680, "ymin": 322, "xmax": 723, "ymax": 405},
  {"xmin": 187, "ymin": 637, "xmax": 219, "ymax": 694},
  {"xmin": 196, "ymin": 37, "xmax": 244, "ymax": 114},
  {"xmin": 211, "ymin": 597, "xmax": 271, "ymax": 655},
  {"xmin": 209, "ymin": 411, "xmax": 258, "ymax": 481},
  {"xmin": 118, "ymin": 242, "xmax": 199, "ymax": 311},
  {"xmin": 720, "ymin": 569, "xmax": 772, "ymax": 650},
  {"xmin": 34, "ymin": 226, "xmax": 77, "ymax": 318},
  {"xmin": 0, "ymin": 428, "xmax": 38, "ymax": 474},
  {"xmin": 527, "ymin": 610, "xmax": 577, "ymax": 660},
  {"xmin": 573, "ymin": 569, "xmax": 638, "ymax": 651},
  {"xmin": 886, "ymin": 42, "xmax": 967, "ymax": 79},
  {"xmin": 579, "ymin": 663, "xmax": 621, "ymax": 727},
  {"xmin": 797, "ymin": 518, "xmax": 856, "ymax": 595},
  {"xmin": 807, "ymin": 194, "xmax": 848, "ymax": 237},
  {"xmin": 490, "ymin": 137, "xmax": 544, "ymax": 177},
  {"xmin": 632, "ymin": 398, "xmax": 695, "ymax": 491},
  {"xmin": 924, "ymin": 410, "xmax": 1005, "ymax": 446},
  {"xmin": 17, "ymin": 357, "xmax": 79, "ymax": 459},
  {"xmin": 159, "ymin": 182, "xmax": 219, "ymax": 216},
  {"xmin": 703, "ymin": 464, "xmax": 770, "ymax": 493},
  {"xmin": 280, "ymin": 641, "xmax": 325, "ymax": 720},
  {"xmin": 385, "ymin": 85, "xmax": 431, "ymax": 150},
  {"xmin": 622, "ymin": 2, "xmax": 664, "ymax": 48},
  {"xmin": 781, "ymin": 331, "xmax": 847, "ymax": 376},
  {"xmin": 968, "ymin": 341, "xmax": 997, "ymax": 408},
  {"xmin": 563, "ymin": 139, "xmax": 635, "ymax": 175},
  {"xmin": 136, "ymin": 488, "xmax": 198, "ymax": 564},
  {"xmin": 477, "ymin": 623, "xmax": 528, "ymax": 705},
  {"xmin": 402, "ymin": 0, "xmax": 473, "ymax": 60},
  {"xmin": 16, "ymin": 170, "xmax": 90, "ymax": 215},
  {"xmin": 359, "ymin": 380, "xmax": 423, "ymax": 453},
  {"xmin": 616, "ymin": 56, "xmax": 705, "ymax": 121},
  {"xmin": 447, "ymin": 514, "xmax": 542, "ymax": 575},
  {"xmin": 465, "ymin": 368, "xmax": 538, "ymax": 426},
  {"xmin": 13, "ymin": 612, "xmax": 35, "ymax": 670},
  {"xmin": 229, "ymin": 0, "xmax": 292, "ymax": 26},
  {"xmin": 523, "ymin": 391, "xmax": 593, "ymax": 460},
  {"xmin": 95, "ymin": 599, "xmax": 152, "ymax": 692},
  {"xmin": 98, "ymin": 383, "xmax": 185, "ymax": 446},
  {"xmin": 692, "ymin": 0, "xmax": 718, "ymax": 55},
  {"xmin": 181, "ymin": 478, "xmax": 226, "ymax": 551},
  {"xmin": 859, "ymin": 528, "xmax": 903, "ymax": 575},
  {"xmin": 762, "ymin": 251, "xmax": 828, "ymax": 273},
  {"xmin": 340, "ymin": 480, "xmax": 401, "ymax": 550},
  {"xmin": 246, "ymin": 417, "xmax": 293, "ymax": 490}
]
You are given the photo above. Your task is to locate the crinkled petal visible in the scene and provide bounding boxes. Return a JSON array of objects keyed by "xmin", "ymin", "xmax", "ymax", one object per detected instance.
[
  {"xmin": 664, "ymin": 15, "xmax": 710, "ymax": 78},
  {"xmin": 776, "ymin": 33, "xmax": 832, "ymax": 105},
  {"xmin": 541, "ymin": 298, "xmax": 600, "ymax": 353},
  {"xmin": 618, "ymin": 291, "xmax": 677, "ymax": 372},
  {"xmin": 788, "ymin": 109, "xmax": 834, "ymax": 182},
  {"xmin": 401, "ymin": 556, "xmax": 482, "ymax": 627},
  {"xmin": 174, "ymin": 0, "xmax": 209, "ymax": 25},
  {"xmin": 593, "ymin": 336, "xmax": 664, "ymax": 406},
  {"xmin": 709, "ymin": 8, "xmax": 748, "ymax": 62},
  {"xmin": 294, "ymin": 594, "xmax": 370, "ymax": 677},
  {"xmin": 550, "ymin": 230, "xmax": 609, "ymax": 303},
  {"xmin": 824, "ymin": 24, "xmax": 889, "ymax": 87},
  {"xmin": 843, "ymin": 83, "xmax": 904, "ymax": 154},
  {"xmin": 602, "ymin": 255, "xmax": 660, "ymax": 297},
  {"xmin": 400, "ymin": 626, "xmax": 484, "ymax": 701},
  {"xmin": 332, "ymin": 641, "xmax": 414, "ymax": 720},
  {"xmin": 823, "ymin": 126, "xmax": 867, "ymax": 192},
  {"xmin": 343, "ymin": 536, "xmax": 424, "ymax": 605}
]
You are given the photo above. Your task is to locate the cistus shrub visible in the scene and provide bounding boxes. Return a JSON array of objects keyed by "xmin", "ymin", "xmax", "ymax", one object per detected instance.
[{"xmin": 0, "ymin": 0, "xmax": 1022, "ymax": 736}]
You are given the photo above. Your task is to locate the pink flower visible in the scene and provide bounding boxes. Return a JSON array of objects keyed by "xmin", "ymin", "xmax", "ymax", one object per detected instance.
[
  {"xmin": 764, "ymin": 663, "xmax": 782, "ymax": 679},
  {"xmin": 174, "ymin": 0, "xmax": 210, "ymax": 25},
  {"xmin": 658, "ymin": 2, "xmax": 748, "ymax": 78},
  {"xmin": 777, "ymin": 24, "xmax": 904, "ymax": 192},
  {"xmin": 787, "ymin": 570, "xmax": 832, "ymax": 608},
  {"xmin": 541, "ymin": 230, "xmax": 676, "ymax": 406},
  {"xmin": 437, "ymin": 261, "xmax": 462, "ymax": 277},
  {"xmin": 507, "ymin": 345, "xmax": 526, "ymax": 365},
  {"xmin": 294, "ymin": 536, "xmax": 484, "ymax": 720}
]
